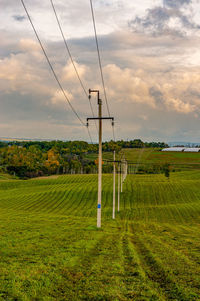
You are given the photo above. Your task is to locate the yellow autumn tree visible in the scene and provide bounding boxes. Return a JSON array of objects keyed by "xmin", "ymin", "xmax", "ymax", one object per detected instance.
[{"xmin": 45, "ymin": 149, "xmax": 60, "ymax": 174}]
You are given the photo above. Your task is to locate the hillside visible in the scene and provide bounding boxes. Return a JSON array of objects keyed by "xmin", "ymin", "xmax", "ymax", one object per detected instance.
[{"xmin": 0, "ymin": 171, "xmax": 199, "ymax": 300}]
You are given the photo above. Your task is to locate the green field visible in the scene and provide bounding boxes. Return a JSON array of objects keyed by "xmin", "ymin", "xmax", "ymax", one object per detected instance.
[
  {"xmin": 0, "ymin": 169, "xmax": 200, "ymax": 300},
  {"xmin": 86, "ymin": 148, "xmax": 200, "ymax": 172},
  {"xmin": 122, "ymin": 148, "xmax": 200, "ymax": 164}
]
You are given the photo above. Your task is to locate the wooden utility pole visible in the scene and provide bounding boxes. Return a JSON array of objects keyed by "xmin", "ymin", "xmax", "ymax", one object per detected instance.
[
  {"xmin": 87, "ymin": 89, "xmax": 114, "ymax": 228},
  {"xmin": 112, "ymin": 150, "xmax": 116, "ymax": 219}
]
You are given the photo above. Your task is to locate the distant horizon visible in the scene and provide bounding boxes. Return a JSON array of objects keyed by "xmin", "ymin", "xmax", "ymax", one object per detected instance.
[{"xmin": 1, "ymin": 136, "xmax": 200, "ymax": 145}]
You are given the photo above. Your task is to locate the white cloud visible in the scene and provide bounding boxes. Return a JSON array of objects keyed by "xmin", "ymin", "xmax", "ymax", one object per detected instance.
[
  {"xmin": 0, "ymin": 52, "xmax": 50, "ymax": 95},
  {"xmin": 165, "ymin": 97, "xmax": 196, "ymax": 113},
  {"xmin": 50, "ymin": 89, "xmax": 73, "ymax": 105},
  {"xmin": 61, "ymin": 60, "xmax": 88, "ymax": 82},
  {"xmin": 19, "ymin": 38, "xmax": 41, "ymax": 52},
  {"xmin": 1, "ymin": 1, "xmax": 200, "ymax": 141},
  {"xmin": 104, "ymin": 63, "xmax": 200, "ymax": 115},
  {"xmin": 104, "ymin": 64, "xmax": 155, "ymax": 106}
]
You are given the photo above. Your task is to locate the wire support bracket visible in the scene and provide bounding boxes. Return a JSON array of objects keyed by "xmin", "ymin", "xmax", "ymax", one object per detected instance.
[{"xmin": 87, "ymin": 117, "xmax": 114, "ymax": 127}]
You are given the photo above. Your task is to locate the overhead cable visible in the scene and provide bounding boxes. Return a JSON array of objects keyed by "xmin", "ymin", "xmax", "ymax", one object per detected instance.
[
  {"xmin": 89, "ymin": 0, "xmax": 116, "ymax": 141},
  {"xmin": 50, "ymin": 0, "xmax": 98, "ymax": 134},
  {"xmin": 20, "ymin": 0, "xmax": 93, "ymax": 143}
]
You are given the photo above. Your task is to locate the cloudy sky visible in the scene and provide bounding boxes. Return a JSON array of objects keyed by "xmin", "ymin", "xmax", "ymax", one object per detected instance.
[{"xmin": 1, "ymin": 0, "xmax": 200, "ymax": 142}]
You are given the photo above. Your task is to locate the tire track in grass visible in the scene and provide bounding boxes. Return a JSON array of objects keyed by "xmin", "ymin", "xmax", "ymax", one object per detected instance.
[
  {"xmin": 129, "ymin": 224, "xmax": 196, "ymax": 300},
  {"xmin": 89, "ymin": 231, "xmax": 127, "ymax": 301},
  {"xmin": 121, "ymin": 230, "xmax": 162, "ymax": 300},
  {"xmin": 54, "ymin": 234, "xmax": 116, "ymax": 300},
  {"xmin": 68, "ymin": 229, "xmax": 128, "ymax": 300},
  {"xmin": 134, "ymin": 224, "xmax": 200, "ymax": 296},
  {"xmin": 154, "ymin": 223, "xmax": 200, "ymax": 266},
  {"xmin": 48, "ymin": 215, "xmax": 125, "ymax": 300},
  {"xmin": 157, "ymin": 237, "xmax": 200, "ymax": 295}
]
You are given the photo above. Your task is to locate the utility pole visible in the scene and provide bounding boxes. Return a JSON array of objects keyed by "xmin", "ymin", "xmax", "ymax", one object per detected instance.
[
  {"xmin": 122, "ymin": 157, "xmax": 124, "ymax": 182},
  {"xmin": 87, "ymin": 89, "xmax": 114, "ymax": 228},
  {"xmin": 113, "ymin": 150, "xmax": 116, "ymax": 219},
  {"xmin": 97, "ymin": 93, "xmax": 102, "ymax": 228},
  {"xmin": 125, "ymin": 161, "xmax": 128, "ymax": 180},
  {"xmin": 118, "ymin": 162, "xmax": 120, "ymax": 212},
  {"xmin": 121, "ymin": 160, "xmax": 123, "ymax": 193}
]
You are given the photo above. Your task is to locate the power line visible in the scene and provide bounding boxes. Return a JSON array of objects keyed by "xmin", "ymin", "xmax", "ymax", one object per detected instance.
[
  {"xmin": 20, "ymin": 0, "xmax": 93, "ymax": 143},
  {"xmin": 89, "ymin": 0, "xmax": 116, "ymax": 141},
  {"xmin": 50, "ymin": 0, "xmax": 98, "ymax": 134},
  {"xmin": 86, "ymin": 126, "xmax": 93, "ymax": 144}
]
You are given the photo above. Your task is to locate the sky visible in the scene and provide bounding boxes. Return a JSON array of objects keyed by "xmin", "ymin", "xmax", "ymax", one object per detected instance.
[{"xmin": 0, "ymin": 0, "xmax": 200, "ymax": 142}]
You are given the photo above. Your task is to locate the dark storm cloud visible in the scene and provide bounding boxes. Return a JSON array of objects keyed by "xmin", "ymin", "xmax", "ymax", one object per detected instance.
[
  {"xmin": 129, "ymin": 0, "xmax": 200, "ymax": 37},
  {"xmin": 163, "ymin": 0, "xmax": 191, "ymax": 9},
  {"xmin": 0, "ymin": 91, "xmax": 76, "ymax": 125},
  {"xmin": 149, "ymin": 87, "xmax": 164, "ymax": 107},
  {"xmin": 12, "ymin": 15, "xmax": 26, "ymax": 22}
]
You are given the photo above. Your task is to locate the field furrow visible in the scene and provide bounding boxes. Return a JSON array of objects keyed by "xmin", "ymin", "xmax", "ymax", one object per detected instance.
[
  {"xmin": 0, "ymin": 171, "xmax": 200, "ymax": 300},
  {"xmin": 130, "ymin": 226, "xmax": 198, "ymax": 300}
]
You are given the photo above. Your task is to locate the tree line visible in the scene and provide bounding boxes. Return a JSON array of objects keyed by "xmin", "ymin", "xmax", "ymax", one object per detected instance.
[{"xmin": 0, "ymin": 139, "xmax": 168, "ymax": 178}]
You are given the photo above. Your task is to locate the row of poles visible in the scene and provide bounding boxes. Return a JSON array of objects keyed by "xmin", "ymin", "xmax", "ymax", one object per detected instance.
[
  {"xmin": 112, "ymin": 151, "xmax": 128, "ymax": 220},
  {"xmin": 86, "ymin": 88, "xmax": 128, "ymax": 228}
]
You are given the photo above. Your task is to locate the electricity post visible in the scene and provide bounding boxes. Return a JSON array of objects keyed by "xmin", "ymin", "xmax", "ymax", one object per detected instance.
[
  {"xmin": 87, "ymin": 89, "xmax": 114, "ymax": 228},
  {"xmin": 113, "ymin": 150, "xmax": 116, "ymax": 219},
  {"xmin": 125, "ymin": 161, "xmax": 128, "ymax": 180},
  {"xmin": 118, "ymin": 162, "xmax": 120, "ymax": 212},
  {"xmin": 121, "ymin": 160, "xmax": 123, "ymax": 193}
]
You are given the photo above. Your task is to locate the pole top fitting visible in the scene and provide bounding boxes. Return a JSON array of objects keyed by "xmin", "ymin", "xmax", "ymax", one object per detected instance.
[{"xmin": 88, "ymin": 89, "xmax": 91, "ymax": 99}]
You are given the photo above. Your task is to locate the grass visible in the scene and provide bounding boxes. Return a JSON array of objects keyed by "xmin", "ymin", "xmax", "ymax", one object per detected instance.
[
  {"xmin": 0, "ymin": 173, "xmax": 17, "ymax": 180},
  {"xmin": 122, "ymin": 148, "xmax": 200, "ymax": 164},
  {"xmin": 85, "ymin": 148, "xmax": 200, "ymax": 172},
  {"xmin": 0, "ymin": 170, "xmax": 200, "ymax": 300}
]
